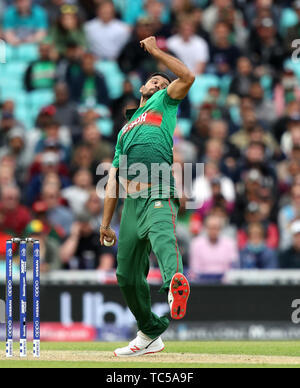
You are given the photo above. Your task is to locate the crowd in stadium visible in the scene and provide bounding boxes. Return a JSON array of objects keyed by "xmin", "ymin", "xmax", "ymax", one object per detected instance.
[{"xmin": 0, "ymin": 0, "xmax": 300, "ymax": 281}]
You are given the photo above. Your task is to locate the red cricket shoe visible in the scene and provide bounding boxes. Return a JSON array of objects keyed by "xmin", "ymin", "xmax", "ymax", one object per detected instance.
[{"xmin": 168, "ymin": 273, "xmax": 190, "ymax": 320}]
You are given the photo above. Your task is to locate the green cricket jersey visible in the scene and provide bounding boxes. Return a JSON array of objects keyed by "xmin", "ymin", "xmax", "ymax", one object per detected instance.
[{"xmin": 112, "ymin": 88, "xmax": 181, "ymax": 198}]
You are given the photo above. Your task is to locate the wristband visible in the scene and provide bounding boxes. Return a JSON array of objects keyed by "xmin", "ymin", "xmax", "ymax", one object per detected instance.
[{"xmin": 101, "ymin": 225, "xmax": 111, "ymax": 230}]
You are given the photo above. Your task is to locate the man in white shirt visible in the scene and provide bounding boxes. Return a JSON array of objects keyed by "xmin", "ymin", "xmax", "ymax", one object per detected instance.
[
  {"xmin": 167, "ymin": 17, "xmax": 209, "ymax": 74},
  {"xmin": 84, "ymin": 0, "xmax": 131, "ymax": 60}
]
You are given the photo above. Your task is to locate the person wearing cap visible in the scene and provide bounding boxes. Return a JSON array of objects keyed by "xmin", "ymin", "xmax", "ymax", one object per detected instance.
[
  {"xmin": 25, "ymin": 149, "xmax": 71, "ymax": 206},
  {"xmin": 34, "ymin": 119, "xmax": 71, "ymax": 164},
  {"xmin": 24, "ymin": 220, "xmax": 61, "ymax": 272},
  {"xmin": 279, "ymin": 220, "xmax": 300, "ymax": 268},
  {"xmin": 50, "ymin": 4, "xmax": 87, "ymax": 56},
  {"xmin": 118, "ymin": 17, "xmax": 158, "ymax": 75},
  {"xmin": 3, "ymin": 0, "xmax": 48, "ymax": 46},
  {"xmin": 0, "ymin": 108, "xmax": 24, "ymax": 148},
  {"xmin": 248, "ymin": 16, "xmax": 286, "ymax": 69}
]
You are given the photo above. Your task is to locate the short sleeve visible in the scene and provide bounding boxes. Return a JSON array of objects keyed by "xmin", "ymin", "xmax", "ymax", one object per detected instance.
[
  {"xmin": 3, "ymin": 8, "xmax": 15, "ymax": 30},
  {"xmin": 163, "ymin": 88, "xmax": 182, "ymax": 106},
  {"xmin": 35, "ymin": 6, "xmax": 48, "ymax": 29},
  {"xmin": 112, "ymin": 131, "xmax": 122, "ymax": 168}
]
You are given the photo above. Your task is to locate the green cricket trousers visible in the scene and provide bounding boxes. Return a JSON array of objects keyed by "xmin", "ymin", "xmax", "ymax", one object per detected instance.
[{"xmin": 116, "ymin": 195, "xmax": 183, "ymax": 339}]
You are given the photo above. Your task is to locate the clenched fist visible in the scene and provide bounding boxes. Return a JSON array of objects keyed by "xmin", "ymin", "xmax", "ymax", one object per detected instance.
[{"xmin": 140, "ymin": 36, "xmax": 159, "ymax": 56}]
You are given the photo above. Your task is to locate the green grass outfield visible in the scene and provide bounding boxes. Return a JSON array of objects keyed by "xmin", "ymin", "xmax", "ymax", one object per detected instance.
[{"xmin": 0, "ymin": 341, "xmax": 300, "ymax": 368}]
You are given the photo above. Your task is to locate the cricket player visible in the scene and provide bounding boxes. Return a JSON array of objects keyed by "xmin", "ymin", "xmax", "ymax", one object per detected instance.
[{"xmin": 100, "ymin": 36, "xmax": 195, "ymax": 357}]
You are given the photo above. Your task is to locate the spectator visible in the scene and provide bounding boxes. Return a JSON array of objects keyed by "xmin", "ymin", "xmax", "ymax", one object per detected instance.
[
  {"xmin": 281, "ymin": 117, "xmax": 300, "ymax": 156},
  {"xmin": 236, "ymin": 142, "xmax": 277, "ymax": 187},
  {"xmin": 84, "ymin": 0, "xmax": 130, "ymax": 60},
  {"xmin": 60, "ymin": 212, "xmax": 115, "ymax": 270},
  {"xmin": 52, "ymin": 82, "xmax": 82, "ymax": 143},
  {"xmin": 230, "ymin": 109, "xmax": 278, "ymax": 154},
  {"xmin": 62, "ymin": 169, "xmax": 93, "ymax": 216},
  {"xmin": 118, "ymin": 17, "xmax": 158, "ymax": 76},
  {"xmin": 82, "ymin": 123, "xmax": 113, "ymax": 163},
  {"xmin": 229, "ymin": 57, "xmax": 258, "ymax": 98},
  {"xmin": 249, "ymin": 81, "xmax": 277, "ymax": 125},
  {"xmin": 0, "ymin": 102, "xmax": 24, "ymax": 147},
  {"xmin": 25, "ymin": 219, "xmax": 62, "ymax": 272},
  {"xmin": 65, "ymin": 53, "xmax": 110, "ymax": 106},
  {"xmin": 189, "ymin": 214, "xmax": 239, "ymax": 278},
  {"xmin": 167, "ymin": 16, "xmax": 209, "ymax": 74},
  {"xmin": 248, "ymin": 17, "xmax": 286, "ymax": 70},
  {"xmin": 41, "ymin": 183, "xmax": 74, "ymax": 237},
  {"xmin": 34, "ymin": 119, "xmax": 71, "ymax": 164},
  {"xmin": 273, "ymin": 69, "xmax": 300, "ymax": 118},
  {"xmin": 0, "ymin": 185, "xmax": 31, "ymax": 236},
  {"xmin": 279, "ymin": 184, "xmax": 300, "ymax": 249},
  {"xmin": 85, "ymin": 189, "xmax": 119, "ymax": 233},
  {"xmin": 209, "ymin": 21, "xmax": 241, "ymax": 75},
  {"xmin": 0, "ymin": 127, "xmax": 30, "ymax": 184},
  {"xmin": 24, "ymin": 40, "xmax": 58, "ymax": 92},
  {"xmin": 26, "ymin": 150, "xmax": 71, "ymax": 206},
  {"xmin": 240, "ymin": 222, "xmax": 278, "ymax": 269},
  {"xmin": 3, "ymin": 0, "xmax": 48, "ymax": 46},
  {"xmin": 277, "ymin": 146, "xmax": 300, "ymax": 194},
  {"xmin": 50, "ymin": 4, "xmax": 87, "ymax": 56},
  {"xmin": 279, "ymin": 220, "xmax": 300, "ymax": 268},
  {"xmin": 192, "ymin": 161, "xmax": 235, "ymax": 213}
]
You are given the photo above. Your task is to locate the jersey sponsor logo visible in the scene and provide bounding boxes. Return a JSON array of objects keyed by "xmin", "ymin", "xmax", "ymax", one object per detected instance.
[
  {"xmin": 121, "ymin": 111, "xmax": 163, "ymax": 139},
  {"xmin": 154, "ymin": 201, "xmax": 164, "ymax": 209}
]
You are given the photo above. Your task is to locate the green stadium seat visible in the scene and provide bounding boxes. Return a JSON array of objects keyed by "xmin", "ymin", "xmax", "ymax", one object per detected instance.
[
  {"xmin": 28, "ymin": 89, "xmax": 54, "ymax": 123},
  {"xmin": 95, "ymin": 60, "xmax": 125, "ymax": 100},
  {"xmin": 97, "ymin": 118, "xmax": 113, "ymax": 137},
  {"xmin": 177, "ymin": 118, "xmax": 192, "ymax": 137},
  {"xmin": 16, "ymin": 44, "xmax": 39, "ymax": 63},
  {"xmin": 188, "ymin": 74, "xmax": 220, "ymax": 107}
]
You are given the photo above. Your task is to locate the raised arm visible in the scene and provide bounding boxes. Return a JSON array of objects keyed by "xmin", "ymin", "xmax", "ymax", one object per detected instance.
[
  {"xmin": 100, "ymin": 167, "xmax": 119, "ymax": 246},
  {"xmin": 140, "ymin": 36, "xmax": 195, "ymax": 100}
]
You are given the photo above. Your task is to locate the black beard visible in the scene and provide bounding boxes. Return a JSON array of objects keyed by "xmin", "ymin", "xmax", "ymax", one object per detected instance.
[{"xmin": 142, "ymin": 89, "xmax": 158, "ymax": 100}]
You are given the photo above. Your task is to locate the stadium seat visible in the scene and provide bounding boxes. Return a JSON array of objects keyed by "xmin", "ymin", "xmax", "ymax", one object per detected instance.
[
  {"xmin": 97, "ymin": 118, "xmax": 113, "ymax": 137},
  {"xmin": 28, "ymin": 89, "xmax": 54, "ymax": 124},
  {"xmin": 177, "ymin": 118, "xmax": 192, "ymax": 137},
  {"xmin": 188, "ymin": 74, "xmax": 220, "ymax": 108},
  {"xmin": 15, "ymin": 44, "xmax": 39, "ymax": 63},
  {"xmin": 284, "ymin": 59, "xmax": 300, "ymax": 82},
  {"xmin": 95, "ymin": 60, "xmax": 125, "ymax": 100}
]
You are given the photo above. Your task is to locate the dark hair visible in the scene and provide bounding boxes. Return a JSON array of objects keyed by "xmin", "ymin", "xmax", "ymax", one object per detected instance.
[{"xmin": 147, "ymin": 72, "xmax": 173, "ymax": 84}]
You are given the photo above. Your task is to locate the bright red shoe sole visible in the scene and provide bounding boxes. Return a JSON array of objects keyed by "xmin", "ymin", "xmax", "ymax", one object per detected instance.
[{"xmin": 170, "ymin": 273, "xmax": 190, "ymax": 320}]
